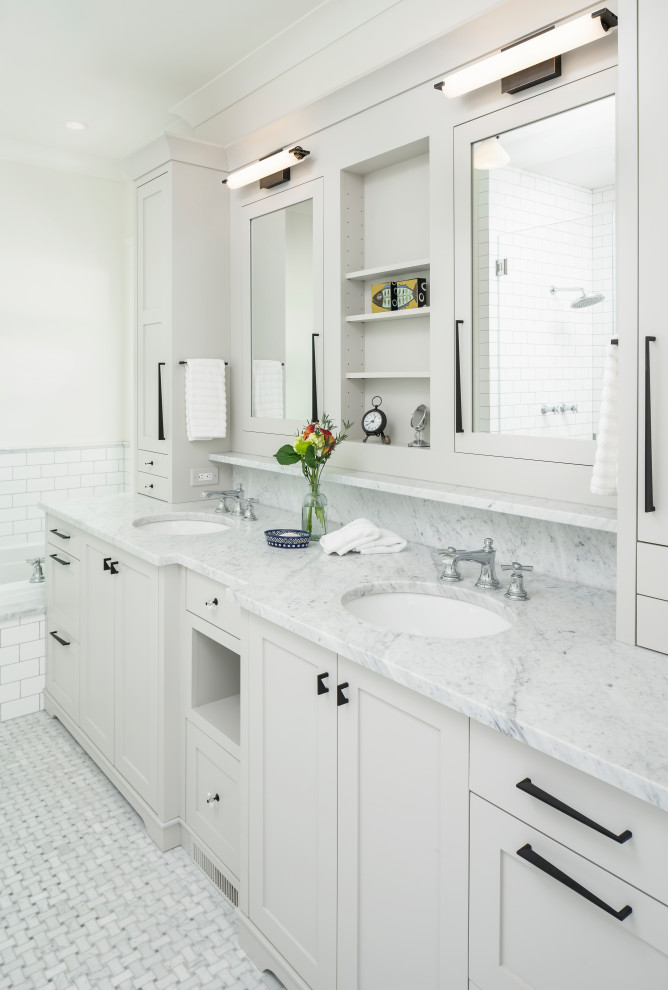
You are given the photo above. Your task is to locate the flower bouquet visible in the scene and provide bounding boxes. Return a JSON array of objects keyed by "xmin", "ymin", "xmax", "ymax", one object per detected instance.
[{"xmin": 274, "ymin": 414, "xmax": 351, "ymax": 540}]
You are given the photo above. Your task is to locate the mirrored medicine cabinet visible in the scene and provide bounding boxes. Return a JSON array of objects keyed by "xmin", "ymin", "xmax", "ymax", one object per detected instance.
[
  {"xmin": 454, "ymin": 70, "xmax": 616, "ymax": 466},
  {"xmin": 242, "ymin": 178, "xmax": 324, "ymax": 435}
]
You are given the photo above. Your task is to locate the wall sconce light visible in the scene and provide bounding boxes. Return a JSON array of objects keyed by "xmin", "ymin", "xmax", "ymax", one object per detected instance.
[
  {"xmin": 224, "ymin": 146, "xmax": 310, "ymax": 190},
  {"xmin": 473, "ymin": 136, "xmax": 511, "ymax": 170},
  {"xmin": 434, "ymin": 8, "xmax": 618, "ymax": 99}
]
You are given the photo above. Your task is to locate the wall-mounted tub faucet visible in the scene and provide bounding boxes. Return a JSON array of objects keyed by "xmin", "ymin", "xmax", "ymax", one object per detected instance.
[{"xmin": 26, "ymin": 557, "xmax": 45, "ymax": 584}]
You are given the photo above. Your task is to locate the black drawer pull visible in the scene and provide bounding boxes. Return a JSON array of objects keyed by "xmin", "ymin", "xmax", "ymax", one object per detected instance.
[
  {"xmin": 144, "ymin": 460, "xmax": 154, "ymax": 466},
  {"xmin": 103, "ymin": 557, "xmax": 112, "ymax": 571},
  {"xmin": 110, "ymin": 561, "xmax": 119, "ymax": 575},
  {"xmin": 317, "ymin": 672, "xmax": 330, "ymax": 695},
  {"xmin": 516, "ymin": 778, "xmax": 632, "ymax": 844},
  {"xmin": 337, "ymin": 682, "xmax": 349, "ymax": 706},
  {"xmin": 49, "ymin": 553, "xmax": 70, "ymax": 566},
  {"xmin": 645, "ymin": 335, "xmax": 656, "ymax": 512},
  {"xmin": 455, "ymin": 319, "xmax": 464, "ymax": 433},
  {"xmin": 49, "ymin": 631, "xmax": 70, "ymax": 647},
  {"xmin": 49, "ymin": 528, "xmax": 70, "ymax": 540},
  {"xmin": 158, "ymin": 362, "xmax": 166, "ymax": 441},
  {"xmin": 517, "ymin": 843, "xmax": 632, "ymax": 921}
]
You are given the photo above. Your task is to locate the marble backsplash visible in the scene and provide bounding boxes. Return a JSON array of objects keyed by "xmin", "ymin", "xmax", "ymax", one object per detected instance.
[{"xmin": 232, "ymin": 465, "xmax": 616, "ymax": 592}]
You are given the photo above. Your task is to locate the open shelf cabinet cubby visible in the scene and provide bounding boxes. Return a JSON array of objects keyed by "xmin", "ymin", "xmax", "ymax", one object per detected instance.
[
  {"xmin": 342, "ymin": 139, "xmax": 431, "ymax": 447},
  {"xmin": 189, "ymin": 621, "xmax": 241, "ymax": 759}
]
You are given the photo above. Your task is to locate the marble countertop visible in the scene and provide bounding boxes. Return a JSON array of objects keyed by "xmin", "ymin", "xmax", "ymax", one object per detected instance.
[{"xmin": 40, "ymin": 492, "xmax": 668, "ymax": 813}]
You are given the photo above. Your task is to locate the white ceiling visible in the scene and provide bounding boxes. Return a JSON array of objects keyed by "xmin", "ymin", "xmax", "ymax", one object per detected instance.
[{"xmin": 0, "ymin": 0, "xmax": 505, "ymax": 173}]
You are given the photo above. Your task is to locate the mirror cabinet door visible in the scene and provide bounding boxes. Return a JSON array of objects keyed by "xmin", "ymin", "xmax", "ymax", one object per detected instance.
[
  {"xmin": 242, "ymin": 178, "xmax": 323, "ymax": 434},
  {"xmin": 454, "ymin": 73, "xmax": 616, "ymax": 465}
]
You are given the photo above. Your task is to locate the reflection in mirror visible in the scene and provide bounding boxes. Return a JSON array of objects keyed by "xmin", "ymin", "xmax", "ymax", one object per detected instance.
[
  {"xmin": 251, "ymin": 199, "xmax": 314, "ymax": 420},
  {"xmin": 472, "ymin": 96, "xmax": 615, "ymax": 440}
]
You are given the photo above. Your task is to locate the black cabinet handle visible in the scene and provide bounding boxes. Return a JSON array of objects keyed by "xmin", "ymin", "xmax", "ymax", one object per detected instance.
[
  {"xmin": 49, "ymin": 631, "xmax": 70, "ymax": 647},
  {"xmin": 645, "ymin": 335, "xmax": 656, "ymax": 512},
  {"xmin": 455, "ymin": 319, "xmax": 464, "ymax": 433},
  {"xmin": 517, "ymin": 843, "xmax": 632, "ymax": 921},
  {"xmin": 317, "ymin": 672, "xmax": 330, "ymax": 695},
  {"xmin": 516, "ymin": 778, "xmax": 632, "ymax": 844},
  {"xmin": 110, "ymin": 561, "xmax": 119, "ymax": 575},
  {"xmin": 49, "ymin": 553, "xmax": 70, "ymax": 566},
  {"xmin": 158, "ymin": 362, "xmax": 165, "ymax": 441},
  {"xmin": 103, "ymin": 557, "xmax": 112, "ymax": 571},
  {"xmin": 144, "ymin": 460, "xmax": 154, "ymax": 466},
  {"xmin": 145, "ymin": 483, "xmax": 154, "ymax": 489},
  {"xmin": 311, "ymin": 332, "xmax": 320, "ymax": 424},
  {"xmin": 49, "ymin": 528, "xmax": 70, "ymax": 540},
  {"xmin": 337, "ymin": 682, "xmax": 349, "ymax": 706}
]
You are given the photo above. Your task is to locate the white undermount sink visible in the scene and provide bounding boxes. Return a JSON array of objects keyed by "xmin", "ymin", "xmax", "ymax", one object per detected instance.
[
  {"xmin": 343, "ymin": 587, "xmax": 512, "ymax": 639},
  {"xmin": 132, "ymin": 514, "xmax": 229, "ymax": 536}
]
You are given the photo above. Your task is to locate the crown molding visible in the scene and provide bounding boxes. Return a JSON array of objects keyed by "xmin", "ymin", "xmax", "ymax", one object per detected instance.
[{"xmin": 123, "ymin": 132, "xmax": 229, "ymax": 181}]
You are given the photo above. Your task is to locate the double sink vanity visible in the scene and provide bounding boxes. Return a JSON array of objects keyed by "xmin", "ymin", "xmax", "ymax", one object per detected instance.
[{"xmin": 40, "ymin": 489, "xmax": 668, "ymax": 990}]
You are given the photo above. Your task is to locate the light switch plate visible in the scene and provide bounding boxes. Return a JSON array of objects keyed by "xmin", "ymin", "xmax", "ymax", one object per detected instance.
[{"xmin": 190, "ymin": 466, "xmax": 219, "ymax": 486}]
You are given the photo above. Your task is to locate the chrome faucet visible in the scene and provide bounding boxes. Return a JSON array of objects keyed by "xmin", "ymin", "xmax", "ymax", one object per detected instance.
[
  {"xmin": 26, "ymin": 556, "xmax": 45, "ymax": 584},
  {"xmin": 201, "ymin": 484, "xmax": 256, "ymax": 519},
  {"xmin": 439, "ymin": 537, "xmax": 500, "ymax": 590}
]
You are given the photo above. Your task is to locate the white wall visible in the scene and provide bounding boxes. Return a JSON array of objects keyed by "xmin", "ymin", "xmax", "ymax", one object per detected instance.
[{"xmin": 0, "ymin": 160, "xmax": 131, "ymax": 447}]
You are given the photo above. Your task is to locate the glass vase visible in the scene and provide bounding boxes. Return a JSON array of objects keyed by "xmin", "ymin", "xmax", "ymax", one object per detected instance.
[{"xmin": 301, "ymin": 482, "xmax": 328, "ymax": 541}]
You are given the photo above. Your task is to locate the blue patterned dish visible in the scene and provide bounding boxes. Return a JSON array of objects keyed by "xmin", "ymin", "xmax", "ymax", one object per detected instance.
[{"xmin": 265, "ymin": 528, "xmax": 311, "ymax": 549}]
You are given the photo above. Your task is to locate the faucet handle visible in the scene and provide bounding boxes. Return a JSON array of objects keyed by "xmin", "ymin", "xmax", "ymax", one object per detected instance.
[
  {"xmin": 501, "ymin": 561, "xmax": 533, "ymax": 601},
  {"xmin": 483, "ymin": 537, "xmax": 495, "ymax": 550},
  {"xmin": 242, "ymin": 497, "xmax": 257, "ymax": 521}
]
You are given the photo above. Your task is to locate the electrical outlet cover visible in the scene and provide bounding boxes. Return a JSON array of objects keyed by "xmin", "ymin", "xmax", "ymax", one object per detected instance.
[{"xmin": 190, "ymin": 467, "xmax": 219, "ymax": 486}]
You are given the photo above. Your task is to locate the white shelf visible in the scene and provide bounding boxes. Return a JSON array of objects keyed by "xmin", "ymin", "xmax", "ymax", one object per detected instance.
[
  {"xmin": 192, "ymin": 696, "xmax": 240, "ymax": 751},
  {"xmin": 346, "ymin": 307, "xmax": 430, "ymax": 324},
  {"xmin": 345, "ymin": 259, "xmax": 430, "ymax": 281},
  {"xmin": 345, "ymin": 371, "xmax": 430, "ymax": 379}
]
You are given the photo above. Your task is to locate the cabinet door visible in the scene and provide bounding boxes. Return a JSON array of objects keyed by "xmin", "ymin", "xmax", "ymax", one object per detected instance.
[
  {"xmin": 638, "ymin": 0, "xmax": 668, "ymax": 542},
  {"xmin": 80, "ymin": 541, "xmax": 115, "ymax": 761},
  {"xmin": 137, "ymin": 172, "xmax": 170, "ymax": 455},
  {"xmin": 337, "ymin": 659, "xmax": 469, "ymax": 990},
  {"xmin": 45, "ymin": 623, "xmax": 79, "ymax": 723},
  {"xmin": 113, "ymin": 549, "xmax": 160, "ymax": 811},
  {"xmin": 469, "ymin": 795, "xmax": 668, "ymax": 990},
  {"xmin": 247, "ymin": 617, "xmax": 337, "ymax": 990}
]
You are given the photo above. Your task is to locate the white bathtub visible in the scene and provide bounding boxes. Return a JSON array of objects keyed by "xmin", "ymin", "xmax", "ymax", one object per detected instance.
[{"xmin": 0, "ymin": 540, "xmax": 47, "ymax": 615}]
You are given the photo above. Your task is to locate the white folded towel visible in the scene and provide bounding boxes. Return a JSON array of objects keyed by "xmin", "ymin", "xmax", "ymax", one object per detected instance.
[
  {"xmin": 185, "ymin": 359, "xmax": 227, "ymax": 441},
  {"xmin": 320, "ymin": 519, "xmax": 379, "ymax": 555},
  {"xmin": 320, "ymin": 518, "xmax": 407, "ymax": 555},
  {"xmin": 357, "ymin": 529, "xmax": 407, "ymax": 554},
  {"xmin": 253, "ymin": 360, "xmax": 284, "ymax": 419},
  {"xmin": 591, "ymin": 344, "xmax": 619, "ymax": 496}
]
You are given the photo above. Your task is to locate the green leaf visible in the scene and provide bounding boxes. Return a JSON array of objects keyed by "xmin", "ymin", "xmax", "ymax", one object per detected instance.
[
  {"xmin": 304, "ymin": 444, "xmax": 318, "ymax": 470},
  {"xmin": 274, "ymin": 445, "xmax": 300, "ymax": 465}
]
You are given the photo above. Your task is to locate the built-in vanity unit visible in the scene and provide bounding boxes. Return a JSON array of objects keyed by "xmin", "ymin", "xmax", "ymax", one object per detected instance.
[{"xmin": 43, "ymin": 0, "xmax": 668, "ymax": 987}]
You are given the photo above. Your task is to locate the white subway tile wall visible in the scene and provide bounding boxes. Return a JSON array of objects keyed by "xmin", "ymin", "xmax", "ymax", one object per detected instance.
[
  {"xmin": 0, "ymin": 443, "xmax": 130, "ymax": 546},
  {"xmin": 0, "ymin": 442, "xmax": 130, "ymax": 722},
  {"xmin": 0, "ymin": 613, "xmax": 45, "ymax": 721},
  {"xmin": 476, "ymin": 167, "xmax": 614, "ymax": 439}
]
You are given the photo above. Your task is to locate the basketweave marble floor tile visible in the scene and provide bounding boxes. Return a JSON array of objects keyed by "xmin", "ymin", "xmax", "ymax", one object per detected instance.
[{"xmin": 0, "ymin": 712, "xmax": 283, "ymax": 990}]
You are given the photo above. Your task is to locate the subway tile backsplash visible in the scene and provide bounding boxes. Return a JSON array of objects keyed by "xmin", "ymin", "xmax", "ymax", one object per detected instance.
[{"xmin": 0, "ymin": 443, "xmax": 130, "ymax": 544}]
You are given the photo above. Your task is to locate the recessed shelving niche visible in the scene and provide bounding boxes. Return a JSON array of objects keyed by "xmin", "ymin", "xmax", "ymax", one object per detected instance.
[
  {"xmin": 342, "ymin": 139, "xmax": 430, "ymax": 447},
  {"xmin": 189, "ymin": 623, "xmax": 240, "ymax": 758}
]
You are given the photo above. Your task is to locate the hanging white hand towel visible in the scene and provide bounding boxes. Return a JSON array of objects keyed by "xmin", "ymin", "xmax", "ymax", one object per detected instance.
[
  {"xmin": 320, "ymin": 519, "xmax": 380, "ymax": 555},
  {"xmin": 185, "ymin": 359, "xmax": 227, "ymax": 441},
  {"xmin": 591, "ymin": 343, "xmax": 619, "ymax": 496},
  {"xmin": 253, "ymin": 360, "xmax": 284, "ymax": 419}
]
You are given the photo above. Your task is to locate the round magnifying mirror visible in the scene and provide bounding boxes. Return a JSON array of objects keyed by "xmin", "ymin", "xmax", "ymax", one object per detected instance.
[{"xmin": 408, "ymin": 404, "xmax": 430, "ymax": 447}]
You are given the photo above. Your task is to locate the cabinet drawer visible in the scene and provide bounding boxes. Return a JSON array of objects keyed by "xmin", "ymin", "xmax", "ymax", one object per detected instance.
[
  {"xmin": 186, "ymin": 721, "xmax": 239, "ymax": 878},
  {"xmin": 470, "ymin": 720, "xmax": 668, "ymax": 905},
  {"xmin": 46, "ymin": 547, "xmax": 80, "ymax": 638},
  {"xmin": 137, "ymin": 449, "xmax": 169, "ymax": 478},
  {"xmin": 186, "ymin": 571, "xmax": 241, "ymax": 638},
  {"xmin": 637, "ymin": 542, "xmax": 668, "ymax": 600},
  {"xmin": 137, "ymin": 470, "xmax": 169, "ymax": 501},
  {"xmin": 637, "ymin": 594, "xmax": 668, "ymax": 655},
  {"xmin": 46, "ymin": 515, "xmax": 82, "ymax": 559},
  {"xmin": 470, "ymin": 795, "xmax": 668, "ymax": 990},
  {"xmin": 45, "ymin": 624, "xmax": 79, "ymax": 723}
]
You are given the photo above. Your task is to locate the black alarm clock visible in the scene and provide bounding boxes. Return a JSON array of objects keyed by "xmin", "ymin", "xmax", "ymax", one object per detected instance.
[{"xmin": 362, "ymin": 396, "xmax": 391, "ymax": 444}]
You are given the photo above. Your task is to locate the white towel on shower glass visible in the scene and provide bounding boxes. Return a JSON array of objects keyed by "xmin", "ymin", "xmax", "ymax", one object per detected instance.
[
  {"xmin": 253, "ymin": 360, "xmax": 284, "ymax": 419},
  {"xmin": 591, "ymin": 344, "xmax": 618, "ymax": 496},
  {"xmin": 185, "ymin": 359, "xmax": 227, "ymax": 440}
]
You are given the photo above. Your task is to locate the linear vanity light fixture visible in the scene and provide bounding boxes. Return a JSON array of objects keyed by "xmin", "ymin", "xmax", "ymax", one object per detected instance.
[
  {"xmin": 434, "ymin": 8, "xmax": 618, "ymax": 98},
  {"xmin": 223, "ymin": 146, "xmax": 310, "ymax": 190}
]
